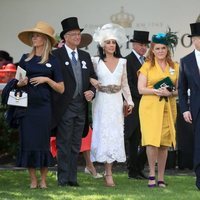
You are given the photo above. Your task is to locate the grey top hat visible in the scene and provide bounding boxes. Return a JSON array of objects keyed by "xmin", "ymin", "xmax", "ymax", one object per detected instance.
[
  {"xmin": 188, "ymin": 22, "xmax": 200, "ymax": 37},
  {"xmin": 130, "ymin": 30, "xmax": 150, "ymax": 43},
  {"xmin": 60, "ymin": 17, "xmax": 84, "ymax": 39}
]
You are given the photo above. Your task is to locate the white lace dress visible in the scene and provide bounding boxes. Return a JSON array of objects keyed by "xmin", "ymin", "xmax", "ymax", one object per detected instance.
[{"xmin": 91, "ymin": 57, "xmax": 134, "ymax": 163}]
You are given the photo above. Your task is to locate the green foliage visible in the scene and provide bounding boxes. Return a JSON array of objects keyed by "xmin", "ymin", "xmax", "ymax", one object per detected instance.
[{"xmin": 0, "ymin": 105, "xmax": 19, "ymax": 156}]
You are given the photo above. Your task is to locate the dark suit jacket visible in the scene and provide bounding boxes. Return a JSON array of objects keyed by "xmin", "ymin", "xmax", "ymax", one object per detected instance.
[
  {"xmin": 126, "ymin": 52, "xmax": 142, "ymax": 100},
  {"xmin": 51, "ymin": 46, "xmax": 97, "ymax": 131},
  {"xmin": 178, "ymin": 51, "xmax": 200, "ymax": 123},
  {"xmin": 178, "ymin": 51, "xmax": 200, "ymax": 170},
  {"xmin": 125, "ymin": 52, "xmax": 142, "ymax": 138}
]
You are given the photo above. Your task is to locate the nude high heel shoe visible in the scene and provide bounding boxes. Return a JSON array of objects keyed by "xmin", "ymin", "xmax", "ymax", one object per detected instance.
[
  {"xmin": 104, "ymin": 174, "xmax": 115, "ymax": 187},
  {"xmin": 84, "ymin": 167, "xmax": 103, "ymax": 179}
]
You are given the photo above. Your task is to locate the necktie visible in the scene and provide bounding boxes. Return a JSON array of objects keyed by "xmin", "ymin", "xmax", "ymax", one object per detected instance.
[
  {"xmin": 139, "ymin": 56, "xmax": 145, "ymax": 64},
  {"xmin": 71, "ymin": 51, "xmax": 77, "ymax": 65}
]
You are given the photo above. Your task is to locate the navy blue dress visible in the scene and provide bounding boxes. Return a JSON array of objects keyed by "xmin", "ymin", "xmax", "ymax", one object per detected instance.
[{"xmin": 17, "ymin": 54, "xmax": 63, "ymax": 168}]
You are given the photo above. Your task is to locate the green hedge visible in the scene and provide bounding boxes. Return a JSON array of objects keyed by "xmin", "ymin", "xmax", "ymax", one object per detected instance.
[{"xmin": 0, "ymin": 105, "xmax": 19, "ymax": 156}]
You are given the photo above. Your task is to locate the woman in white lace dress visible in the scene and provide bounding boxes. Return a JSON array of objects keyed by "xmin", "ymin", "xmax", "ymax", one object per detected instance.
[{"xmin": 90, "ymin": 23, "xmax": 134, "ymax": 187}]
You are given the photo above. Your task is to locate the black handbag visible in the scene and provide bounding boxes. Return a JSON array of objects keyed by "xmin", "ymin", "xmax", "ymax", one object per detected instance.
[{"xmin": 1, "ymin": 79, "xmax": 27, "ymax": 128}]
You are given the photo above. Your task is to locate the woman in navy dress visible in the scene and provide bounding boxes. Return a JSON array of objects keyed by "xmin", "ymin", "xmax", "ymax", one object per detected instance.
[{"xmin": 16, "ymin": 21, "xmax": 64, "ymax": 189}]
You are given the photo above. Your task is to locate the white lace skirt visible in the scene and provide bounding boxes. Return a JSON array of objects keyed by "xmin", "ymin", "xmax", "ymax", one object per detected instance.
[{"xmin": 91, "ymin": 91, "xmax": 126, "ymax": 163}]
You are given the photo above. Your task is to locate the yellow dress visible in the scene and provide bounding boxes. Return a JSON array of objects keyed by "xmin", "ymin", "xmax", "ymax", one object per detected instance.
[{"xmin": 139, "ymin": 60, "xmax": 179, "ymax": 147}]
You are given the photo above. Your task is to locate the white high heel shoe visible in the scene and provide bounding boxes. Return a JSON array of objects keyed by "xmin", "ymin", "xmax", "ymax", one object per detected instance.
[{"xmin": 84, "ymin": 167, "xmax": 103, "ymax": 179}]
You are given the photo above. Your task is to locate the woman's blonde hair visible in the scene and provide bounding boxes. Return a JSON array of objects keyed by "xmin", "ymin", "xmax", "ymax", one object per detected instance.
[
  {"xmin": 145, "ymin": 42, "xmax": 175, "ymax": 68},
  {"xmin": 25, "ymin": 34, "xmax": 52, "ymax": 64}
]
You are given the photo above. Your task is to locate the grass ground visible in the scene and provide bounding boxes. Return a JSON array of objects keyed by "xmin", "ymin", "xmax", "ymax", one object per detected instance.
[{"xmin": 0, "ymin": 168, "xmax": 200, "ymax": 200}]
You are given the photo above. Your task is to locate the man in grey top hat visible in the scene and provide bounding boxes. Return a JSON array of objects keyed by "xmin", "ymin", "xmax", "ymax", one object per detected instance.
[
  {"xmin": 178, "ymin": 22, "xmax": 200, "ymax": 190},
  {"xmin": 124, "ymin": 30, "xmax": 150, "ymax": 179},
  {"xmin": 52, "ymin": 17, "xmax": 97, "ymax": 187}
]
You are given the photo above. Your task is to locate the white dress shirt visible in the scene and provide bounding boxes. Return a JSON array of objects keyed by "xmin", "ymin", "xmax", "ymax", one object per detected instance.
[
  {"xmin": 132, "ymin": 49, "xmax": 144, "ymax": 64},
  {"xmin": 64, "ymin": 44, "xmax": 78, "ymax": 60}
]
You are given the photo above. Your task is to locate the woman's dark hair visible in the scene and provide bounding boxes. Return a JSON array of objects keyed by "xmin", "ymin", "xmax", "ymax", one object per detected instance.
[
  {"xmin": 97, "ymin": 42, "xmax": 122, "ymax": 61},
  {"xmin": 0, "ymin": 50, "xmax": 13, "ymax": 62}
]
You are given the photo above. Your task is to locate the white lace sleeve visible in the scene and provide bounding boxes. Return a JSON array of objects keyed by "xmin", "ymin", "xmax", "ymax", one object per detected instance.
[{"xmin": 121, "ymin": 59, "xmax": 134, "ymax": 106}]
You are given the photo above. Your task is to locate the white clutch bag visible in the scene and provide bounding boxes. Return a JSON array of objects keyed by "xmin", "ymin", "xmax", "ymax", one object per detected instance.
[{"xmin": 7, "ymin": 90, "xmax": 28, "ymax": 107}]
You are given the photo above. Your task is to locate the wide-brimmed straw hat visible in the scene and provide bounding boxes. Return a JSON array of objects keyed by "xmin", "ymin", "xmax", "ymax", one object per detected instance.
[{"xmin": 18, "ymin": 21, "xmax": 57, "ymax": 46}]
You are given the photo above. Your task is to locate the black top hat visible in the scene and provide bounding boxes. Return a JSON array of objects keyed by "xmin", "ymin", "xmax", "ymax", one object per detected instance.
[
  {"xmin": 60, "ymin": 17, "xmax": 84, "ymax": 39},
  {"xmin": 130, "ymin": 30, "xmax": 150, "ymax": 43},
  {"xmin": 188, "ymin": 22, "xmax": 200, "ymax": 37}
]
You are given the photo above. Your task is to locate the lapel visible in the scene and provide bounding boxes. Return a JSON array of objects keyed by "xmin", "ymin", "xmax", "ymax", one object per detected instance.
[
  {"xmin": 130, "ymin": 52, "xmax": 142, "ymax": 70},
  {"xmin": 78, "ymin": 50, "xmax": 84, "ymax": 69},
  {"xmin": 78, "ymin": 50, "xmax": 87, "ymax": 84},
  {"xmin": 188, "ymin": 51, "xmax": 200, "ymax": 88},
  {"xmin": 60, "ymin": 46, "xmax": 75, "ymax": 78}
]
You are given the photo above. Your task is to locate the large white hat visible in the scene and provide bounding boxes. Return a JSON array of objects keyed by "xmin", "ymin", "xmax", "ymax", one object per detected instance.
[{"xmin": 93, "ymin": 23, "xmax": 128, "ymax": 47}]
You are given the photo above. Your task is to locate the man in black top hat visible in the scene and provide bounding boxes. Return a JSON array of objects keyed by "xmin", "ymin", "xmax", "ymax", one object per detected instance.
[
  {"xmin": 124, "ymin": 30, "xmax": 150, "ymax": 179},
  {"xmin": 52, "ymin": 17, "xmax": 97, "ymax": 187},
  {"xmin": 178, "ymin": 22, "xmax": 200, "ymax": 190}
]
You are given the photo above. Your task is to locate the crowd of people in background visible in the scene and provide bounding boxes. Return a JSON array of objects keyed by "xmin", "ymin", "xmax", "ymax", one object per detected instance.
[
  {"xmin": 1, "ymin": 17, "xmax": 200, "ymax": 191},
  {"xmin": 0, "ymin": 50, "xmax": 13, "ymax": 68}
]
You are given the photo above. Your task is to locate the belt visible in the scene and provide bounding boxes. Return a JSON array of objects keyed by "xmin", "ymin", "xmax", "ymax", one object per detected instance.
[{"xmin": 98, "ymin": 85, "xmax": 121, "ymax": 94}]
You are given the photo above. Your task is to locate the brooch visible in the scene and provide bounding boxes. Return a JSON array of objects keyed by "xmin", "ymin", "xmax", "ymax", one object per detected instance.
[
  {"xmin": 46, "ymin": 63, "xmax": 52, "ymax": 68},
  {"xmin": 169, "ymin": 67, "xmax": 175, "ymax": 75},
  {"xmin": 65, "ymin": 61, "xmax": 69, "ymax": 66},
  {"xmin": 82, "ymin": 61, "xmax": 87, "ymax": 69}
]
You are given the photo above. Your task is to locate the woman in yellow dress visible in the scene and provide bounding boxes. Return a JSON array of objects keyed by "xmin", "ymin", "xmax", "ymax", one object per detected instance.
[{"xmin": 138, "ymin": 30, "xmax": 178, "ymax": 188}]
